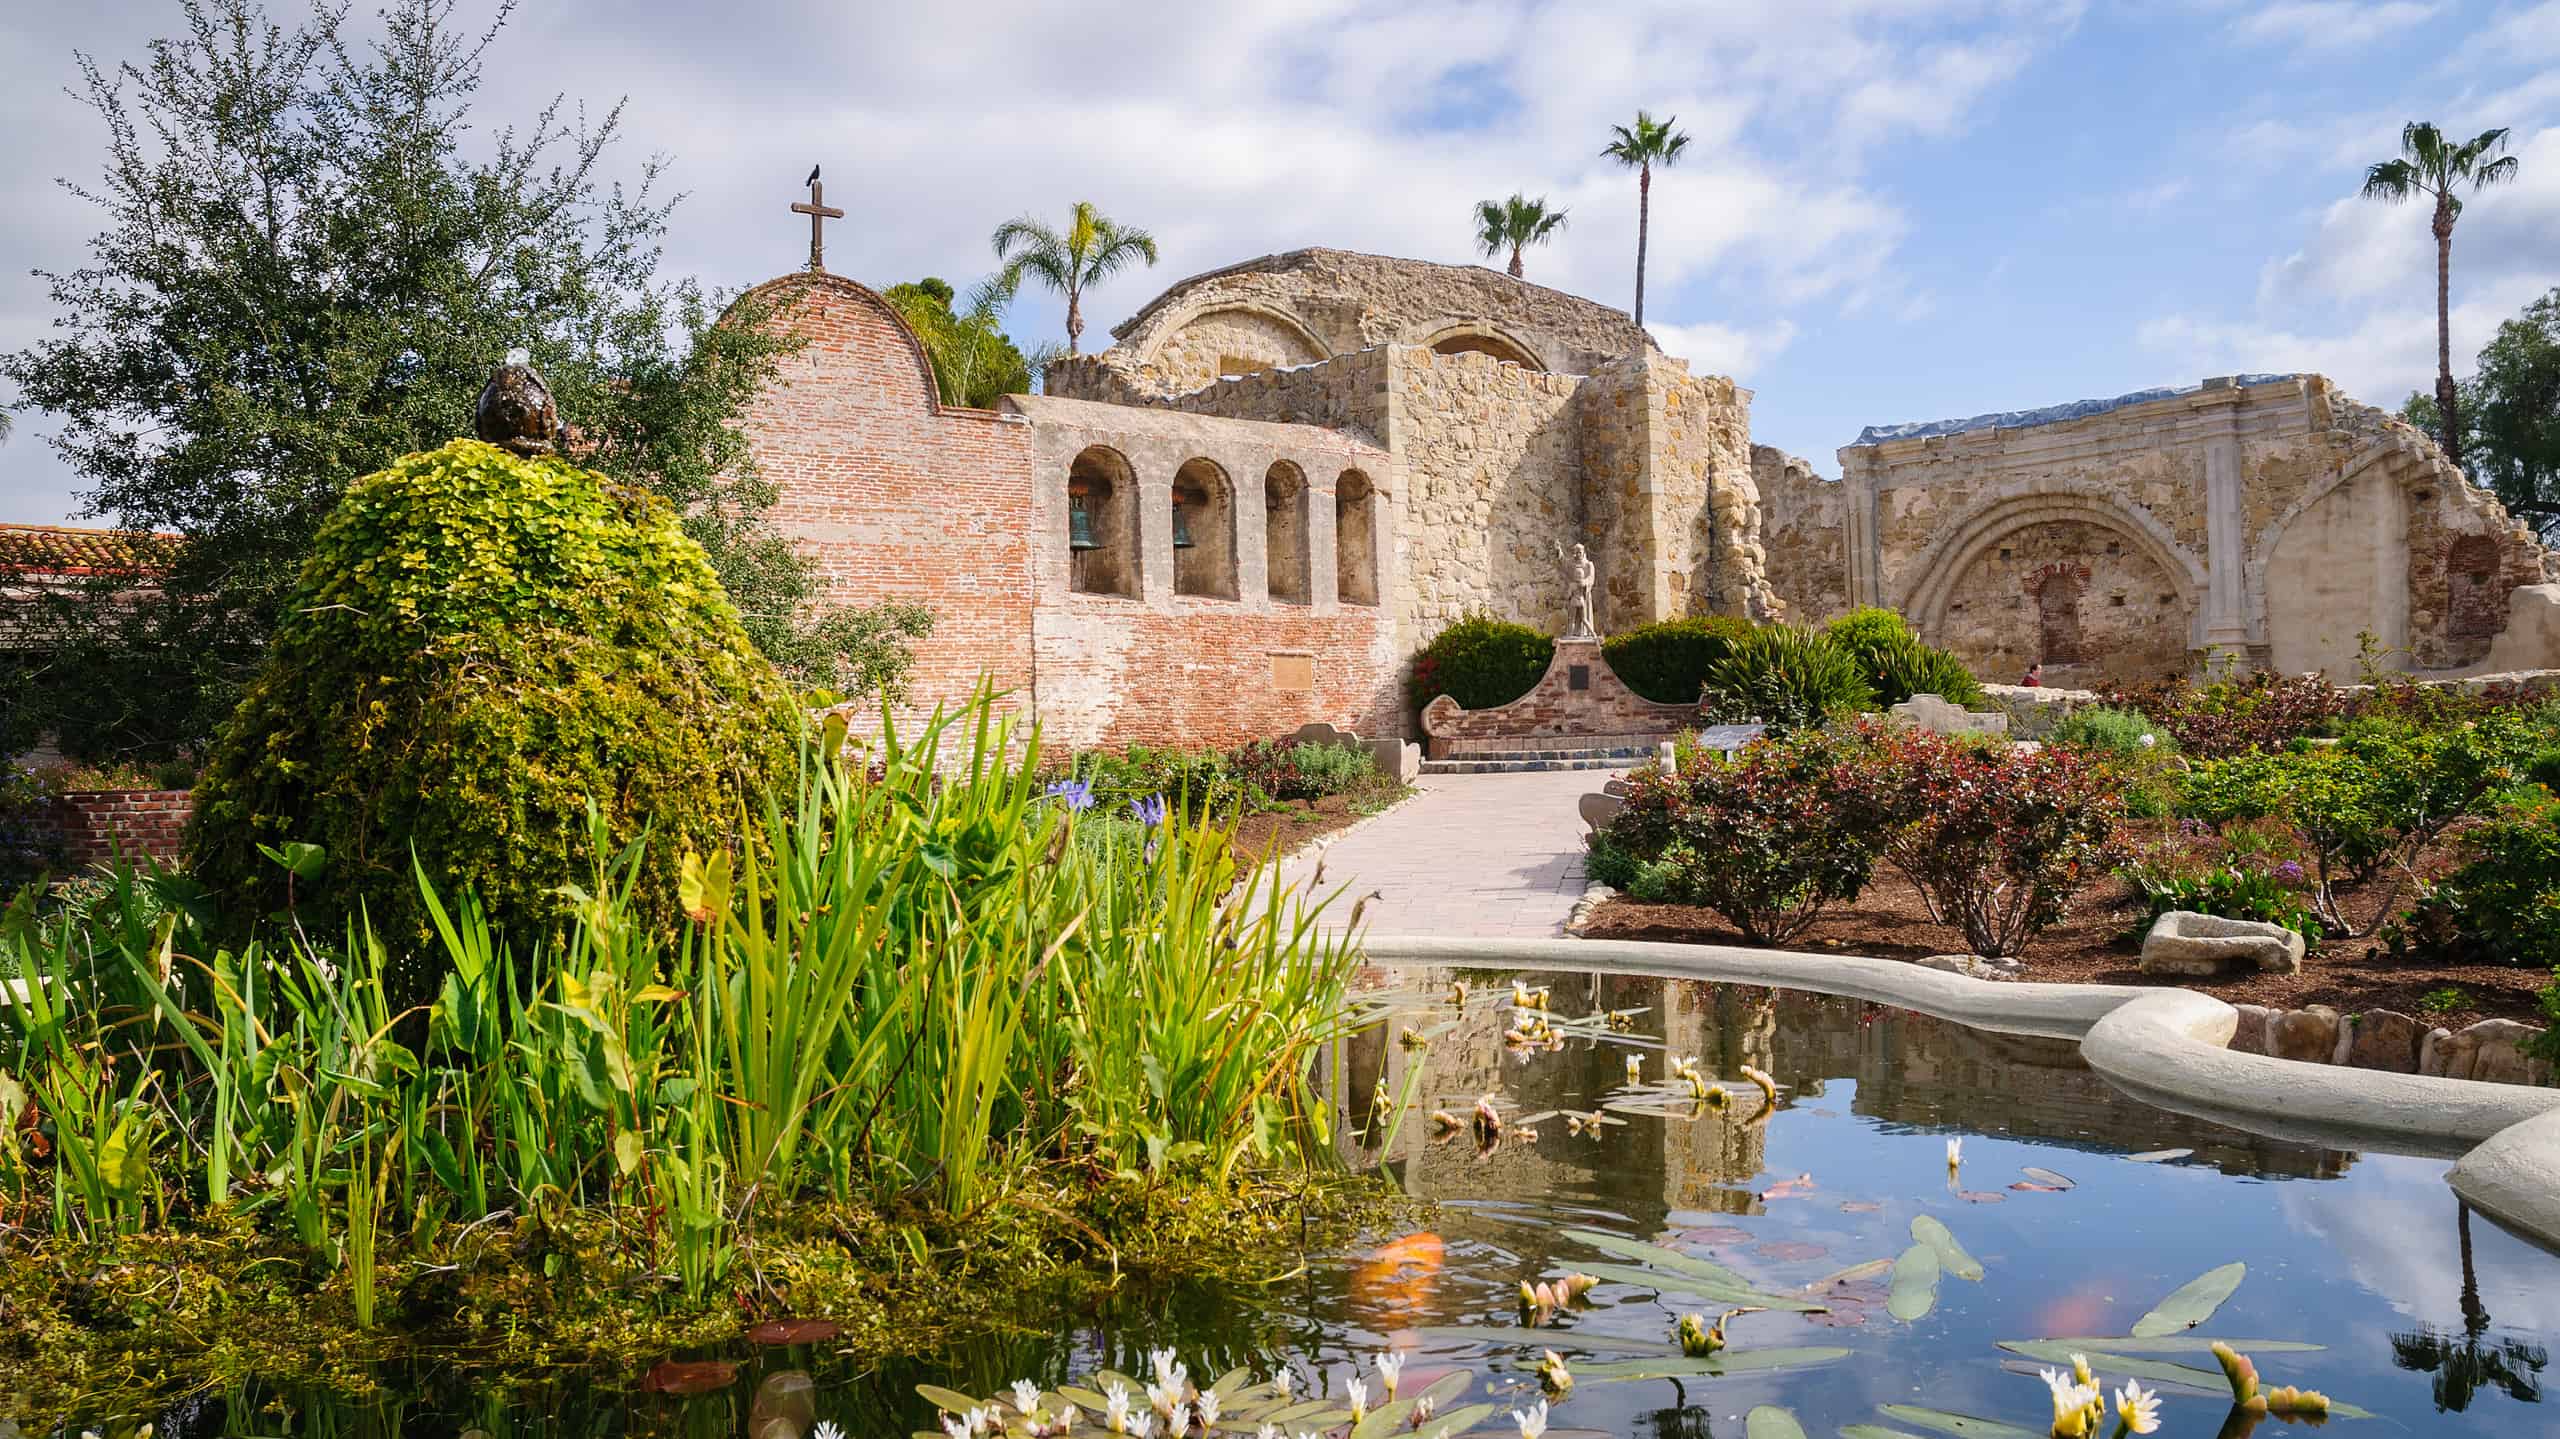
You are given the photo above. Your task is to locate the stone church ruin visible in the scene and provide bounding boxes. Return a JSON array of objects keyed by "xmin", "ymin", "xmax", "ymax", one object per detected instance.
[{"xmin": 733, "ymin": 241, "xmax": 2560, "ymax": 748}]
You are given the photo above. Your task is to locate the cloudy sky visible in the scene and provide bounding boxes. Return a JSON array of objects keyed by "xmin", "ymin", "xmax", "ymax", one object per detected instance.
[{"xmin": 3, "ymin": 0, "xmax": 2558, "ymax": 525}]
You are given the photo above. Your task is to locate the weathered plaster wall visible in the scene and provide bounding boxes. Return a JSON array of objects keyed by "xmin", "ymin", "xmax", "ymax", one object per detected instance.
[
  {"xmin": 1006, "ymin": 394, "xmax": 1402, "ymax": 747},
  {"xmin": 1807, "ymin": 375, "xmax": 2557, "ymax": 684}
]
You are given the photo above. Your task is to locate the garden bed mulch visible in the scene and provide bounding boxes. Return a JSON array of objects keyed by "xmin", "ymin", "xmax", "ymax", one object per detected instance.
[
  {"xmin": 1579, "ymin": 864, "xmax": 2550, "ymax": 1031},
  {"xmin": 1227, "ymin": 793, "xmax": 1390, "ymax": 866}
]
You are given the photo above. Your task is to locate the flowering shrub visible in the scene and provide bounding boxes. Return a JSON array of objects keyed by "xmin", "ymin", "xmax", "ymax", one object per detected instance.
[
  {"xmin": 2381, "ymin": 789, "xmax": 2560, "ymax": 970},
  {"xmin": 2107, "ymin": 672, "xmax": 2354, "ymax": 759},
  {"xmin": 2179, "ymin": 712, "xmax": 2541, "ymax": 935},
  {"xmin": 1845, "ymin": 726, "xmax": 2130, "ymax": 958},
  {"xmin": 1590, "ymin": 728, "xmax": 1882, "ymax": 943},
  {"xmin": 1699, "ymin": 625, "xmax": 1876, "ymax": 731}
]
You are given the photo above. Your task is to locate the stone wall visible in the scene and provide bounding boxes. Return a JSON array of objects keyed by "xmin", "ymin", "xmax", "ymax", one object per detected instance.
[
  {"xmin": 1391, "ymin": 347, "xmax": 1591, "ymax": 639},
  {"xmin": 1085, "ymin": 247, "xmax": 1654, "ymax": 394},
  {"xmin": 1805, "ymin": 375, "xmax": 2558, "ymax": 685},
  {"xmin": 1754, "ymin": 446, "xmax": 1849, "ymax": 625}
]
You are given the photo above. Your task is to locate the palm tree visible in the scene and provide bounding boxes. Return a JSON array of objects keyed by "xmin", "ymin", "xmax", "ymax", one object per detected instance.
[
  {"xmin": 1602, "ymin": 111, "xmax": 1690, "ymax": 327},
  {"xmin": 989, "ymin": 201, "xmax": 1160, "ymax": 355},
  {"xmin": 2362, "ymin": 122, "xmax": 2522, "ymax": 468},
  {"xmin": 1474, "ymin": 194, "xmax": 1569, "ymax": 280}
]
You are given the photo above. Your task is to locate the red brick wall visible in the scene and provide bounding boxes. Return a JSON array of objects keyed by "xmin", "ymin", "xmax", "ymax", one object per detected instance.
[
  {"xmin": 1032, "ymin": 600, "xmax": 1402, "ymax": 751},
  {"xmin": 736, "ymin": 273, "xmax": 1038, "ymax": 731},
  {"xmin": 48, "ymin": 789, "xmax": 192, "ymax": 868}
]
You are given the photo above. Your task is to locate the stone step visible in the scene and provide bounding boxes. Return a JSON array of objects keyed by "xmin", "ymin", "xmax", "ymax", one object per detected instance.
[{"xmin": 1420, "ymin": 756, "xmax": 1639, "ymax": 774}]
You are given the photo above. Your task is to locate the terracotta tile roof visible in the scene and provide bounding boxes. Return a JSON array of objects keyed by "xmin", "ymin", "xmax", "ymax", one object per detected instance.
[{"xmin": 0, "ymin": 523, "xmax": 180, "ymax": 577}]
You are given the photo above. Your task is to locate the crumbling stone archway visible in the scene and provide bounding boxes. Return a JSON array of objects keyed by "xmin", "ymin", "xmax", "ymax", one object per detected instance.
[
  {"xmin": 1171, "ymin": 457, "xmax": 1239, "ymax": 600},
  {"xmin": 1336, "ymin": 468, "xmax": 1380, "ymax": 607},
  {"xmin": 1902, "ymin": 492, "xmax": 2205, "ymax": 685},
  {"xmin": 1067, "ymin": 445, "xmax": 1141, "ymax": 598},
  {"xmin": 1265, "ymin": 461, "xmax": 1311, "ymax": 605},
  {"xmin": 1410, "ymin": 319, "xmax": 1549, "ymax": 371}
]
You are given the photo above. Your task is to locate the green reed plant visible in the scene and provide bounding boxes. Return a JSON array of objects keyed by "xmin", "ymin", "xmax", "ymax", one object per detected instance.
[{"xmin": 0, "ymin": 690, "xmax": 1364, "ymax": 1314}]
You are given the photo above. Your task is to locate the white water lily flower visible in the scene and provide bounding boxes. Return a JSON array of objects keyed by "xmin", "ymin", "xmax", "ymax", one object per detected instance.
[
  {"xmin": 1151, "ymin": 1347, "xmax": 1182, "ymax": 1390},
  {"xmin": 1126, "ymin": 1413, "xmax": 1155, "ymax": 1439},
  {"xmin": 1412, "ymin": 1396, "xmax": 1436, "ymax": 1425},
  {"xmin": 1145, "ymin": 1379, "xmax": 1179, "ymax": 1416},
  {"xmin": 1946, "ymin": 1136, "xmax": 1963, "ymax": 1167},
  {"xmin": 1257, "ymin": 1428, "xmax": 1283, "ymax": 1439},
  {"xmin": 940, "ymin": 1417, "xmax": 969, "ymax": 1439},
  {"xmin": 2113, "ymin": 1378, "xmax": 2161, "ymax": 1435},
  {"xmin": 815, "ymin": 1423, "xmax": 845, "ymax": 1439},
  {"xmin": 1012, "ymin": 1381, "xmax": 1042, "ymax": 1414},
  {"xmin": 1104, "ymin": 1380, "xmax": 1133, "ymax": 1432},
  {"xmin": 967, "ymin": 1408, "xmax": 995, "ymax": 1436},
  {"xmin": 1165, "ymin": 1404, "xmax": 1190, "ymax": 1437},
  {"xmin": 1512, "ymin": 1400, "xmax": 1550, "ymax": 1439},
  {"xmin": 1196, "ymin": 1390, "xmax": 1221, "ymax": 1426},
  {"xmin": 1269, "ymin": 1368, "xmax": 1295, "ymax": 1400},
  {"xmin": 2039, "ymin": 1368, "xmax": 2103, "ymax": 1437},
  {"xmin": 1374, "ymin": 1350, "xmax": 1406, "ymax": 1397},
  {"xmin": 1346, "ymin": 1376, "xmax": 1369, "ymax": 1421},
  {"xmin": 1624, "ymin": 1053, "xmax": 1643, "ymax": 1084}
]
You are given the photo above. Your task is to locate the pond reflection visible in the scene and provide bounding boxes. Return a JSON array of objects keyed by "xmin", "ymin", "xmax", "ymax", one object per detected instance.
[{"xmin": 30, "ymin": 966, "xmax": 2559, "ymax": 1439}]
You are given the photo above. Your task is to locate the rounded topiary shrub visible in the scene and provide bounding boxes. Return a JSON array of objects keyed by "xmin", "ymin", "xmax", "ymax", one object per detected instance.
[
  {"xmin": 1603, "ymin": 615, "xmax": 1753, "ymax": 704},
  {"xmin": 1411, "ymin": 612, "xmax": 1554, "ymax": 715},
  {"xmin": 188, "ymin": 439, "xmax": 803, "ymax": 1001}
]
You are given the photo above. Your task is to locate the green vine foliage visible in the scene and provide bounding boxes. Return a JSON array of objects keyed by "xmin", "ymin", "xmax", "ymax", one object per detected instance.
[{"xmin": 187, "ymin": 440, "xmax": 802, "ymax": 1003}]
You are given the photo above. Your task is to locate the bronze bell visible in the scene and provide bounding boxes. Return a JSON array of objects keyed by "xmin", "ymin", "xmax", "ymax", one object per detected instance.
[
  {"xmin": 1170, "ymin": 493, "xmax": 1197, "ymax": 550},
  {"xmin": 474, "ymin": 348, "xmax": 561, "ymax": 458},
  {"xmin": 1068, "ymin": 492, "xmax": 1100, "ymax": 551}
]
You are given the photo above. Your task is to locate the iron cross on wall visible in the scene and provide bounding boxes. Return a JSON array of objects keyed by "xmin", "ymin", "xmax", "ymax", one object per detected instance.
[{"xmin": 793, "ymin": 164, "xmax": 845, "ymax": 272}]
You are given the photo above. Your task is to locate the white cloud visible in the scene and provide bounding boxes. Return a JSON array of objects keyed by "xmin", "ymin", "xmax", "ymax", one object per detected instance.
[
  {"xmin": 1647, "ymin": 318, "xmax": 1801, "ymax": 378},
  {"xmin": 2233, "ymin": 2, "xmax": 2444, "ymax": 51}
]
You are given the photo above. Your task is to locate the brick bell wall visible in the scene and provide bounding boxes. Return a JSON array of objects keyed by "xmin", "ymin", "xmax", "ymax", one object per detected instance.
[
  {"xmin": 737, "ymin": 274, "xmax": 1402, "ymax": 750},
  {"xmin": 736, "ymin": 273, "xmax": 1038, "ymax": 734}
]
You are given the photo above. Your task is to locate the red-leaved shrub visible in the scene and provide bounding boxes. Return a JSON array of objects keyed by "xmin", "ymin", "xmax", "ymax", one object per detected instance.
[{"xmin": 1842, "ymin": 725, "xmax": 2130, "ymax": 957}]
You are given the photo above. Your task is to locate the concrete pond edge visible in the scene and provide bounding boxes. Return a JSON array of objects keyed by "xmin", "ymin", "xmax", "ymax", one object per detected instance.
[{"xmin": 1357, "ymin": 933, "xmax": 2560, "ymax": 1255}]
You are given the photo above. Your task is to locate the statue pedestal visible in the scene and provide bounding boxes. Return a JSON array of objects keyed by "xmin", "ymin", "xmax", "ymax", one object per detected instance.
[{"xmin": 1418, "ymin": 635, "xmax": 1699, "ymax": 759}]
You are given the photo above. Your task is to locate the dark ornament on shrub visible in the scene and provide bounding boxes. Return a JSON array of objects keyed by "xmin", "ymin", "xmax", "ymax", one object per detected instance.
[{"xmin": 475, "ymin": 347, "xmax": 561, "ymax": 457}]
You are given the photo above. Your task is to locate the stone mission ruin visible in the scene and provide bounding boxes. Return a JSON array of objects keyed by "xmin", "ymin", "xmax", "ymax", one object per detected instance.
[{"xmin": 735, "ymin": 245, "xmax": 2560, "ymax": 748}]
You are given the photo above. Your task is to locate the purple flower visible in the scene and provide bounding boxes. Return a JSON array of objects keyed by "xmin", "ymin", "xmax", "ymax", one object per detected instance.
[
  {"xmin": 1129, "ymin": 794, "xmax": 1170, "ymax": 828},
  {"xmin": 1044, "ymin": 778, "xmax": 1095, "ymax": 813},
  {"xmin": 2275, "ymin": 860, "xmax": 2305, "ymax": 881}
]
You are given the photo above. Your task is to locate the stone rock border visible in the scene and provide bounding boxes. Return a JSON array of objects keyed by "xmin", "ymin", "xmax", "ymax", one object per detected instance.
[
  {"xmin": 1358, "ymin": 933, "xmax": 2560, "ymax": 1256},
  {"xmin": 1563, "ymin": 881, "xmax": 1614, "ymax": 936}
]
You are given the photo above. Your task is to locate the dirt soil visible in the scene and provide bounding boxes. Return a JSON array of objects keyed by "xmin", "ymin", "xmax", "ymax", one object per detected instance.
[
  {"xmin": 1227, "ymin": 793, "xmax": 1386, "ymax": 867},
  {"xmin": 1581, "ymin": 862, "xmax": 2551, "ymax": 1030}
]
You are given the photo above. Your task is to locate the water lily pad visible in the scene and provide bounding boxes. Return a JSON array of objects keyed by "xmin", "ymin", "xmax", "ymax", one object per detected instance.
[
  {"xmin": 2009, "ymin": 1181, "xmax": 2066, "ymax": 1192},
  {"xmin": 1805, "ymin": 1305, "xmax": 1871, "ymax": 1327},
  {"xmin": 1563, "ymin": 1228, "xmax": 1756, "ymax": 1288},
  {"xmin": 1676, "ymin": 1224, "xmax": 1755, "ymax": 1245},
  {"xmin": 1811, "ymin": 1257, "xmax": 1895, "ymax": 1288},
  {"xmin": 1550, "ymin": 1347, "xmax": 1851, "ymax": 1381},
  {"xmin": 1995, "ymin": 1346, "xmax": 2228, "ymax": 1394},
  {"xmin": 1838, "ymin": 1428, "xmax": 1934, "ymax": 1439},
  {"xmin": 746, "ymin": 1318, "xmax": 842, "ymax": 1345},
  {"xmin": 641, "ymin": 1360, "xmax": 740, "ymax": 1395},
  {"xmin": 1567, "ymin": 1261, "xmax": 1826, "ymax": 1310},
  {"xmin": 1874, "ymin": 1406, "xmax": 2042, "ymax": 1438},
  {"xmin": 913, "ymin": 1383, "xmax": 983, "ymax": 1414},
  {"xmin": 1957, "ymin": 1190, "xmax": 2007, "ymax": 1203},
  {"xmin": 2131, "ymin": 1261, "xmax": 2246, "ymax": 1337},
  {"xmin": 1755, "ymin": 1240, "xmax": 1830, "ymax": 1261},
  {"xmin": 1840, "ymin": 1200, "xmax": 1883, "ymax": 1213},
  {"xmin": 2126, "ymin": 1148, "xmax": 2193, "ymax": 1163},
  {"xmin": 1911, "ymin": 1215, "xmax": 1984, "ymax": 1282},
  {"xmin": 1745, "ymin": 1405, "xmax": 1808, "ymax": 1439},
  {"xmin": 2022, "ymin": 1165, "xmax": 2075, "ymax": 1189},
  {"xmin": 1411, "ymin": 1403, "xmax": 1498, "ymax": 1439},
  {"xmin": 1887, "ymin": 1242, "xmax": 1942, "ymax": 1321}
]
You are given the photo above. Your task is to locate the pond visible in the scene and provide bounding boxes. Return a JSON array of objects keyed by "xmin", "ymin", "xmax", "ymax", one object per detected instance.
[{"xmin": 38, "ymin": 966, "xmax": 2560, "ymax": 1439}]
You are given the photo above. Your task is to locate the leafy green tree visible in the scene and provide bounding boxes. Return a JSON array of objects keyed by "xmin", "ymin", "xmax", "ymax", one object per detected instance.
[
  {"xmin": 2401, "ymin": 287, "xmax": 2560, "ymax": 541},
  {"xmin": 2361, "ymin": 122, "xmax": 2522, "ymax": 468},
  {"xmin": 0, "ymin": 0, "xmax": 856, "ymax": 759},
  {"xmin": 1473, "ymin": 193, "xmax": 1569, "ymax": 279},
  {"xmin": 1602, "ymin": 111, "xmax": 1690, "ymax": 326},
  {"xmin": 883, "ymin": 274, "xmax": 1051, "ymax": 408},
  {"xmin": 990, "ymin": 202, "xmax": 1159, "ymax": 355}
]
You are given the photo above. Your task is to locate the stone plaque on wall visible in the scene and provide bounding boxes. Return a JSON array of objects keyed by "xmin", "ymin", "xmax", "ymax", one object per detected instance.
[{"xmin": 1270, "ymin": 653, "xmax": 1314, "ymax": 692}]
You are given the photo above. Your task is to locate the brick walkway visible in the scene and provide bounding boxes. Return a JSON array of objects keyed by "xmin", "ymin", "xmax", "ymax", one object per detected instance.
[{"xmin": 1277, "ymin": 768, "xmax": 1613, "ymax": 938}]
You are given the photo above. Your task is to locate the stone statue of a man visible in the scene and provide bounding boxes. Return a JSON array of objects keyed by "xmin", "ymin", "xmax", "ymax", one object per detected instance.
[{"xmin": 1553, "ymin": 539, "xmax": 1597, "ymax": 639}]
